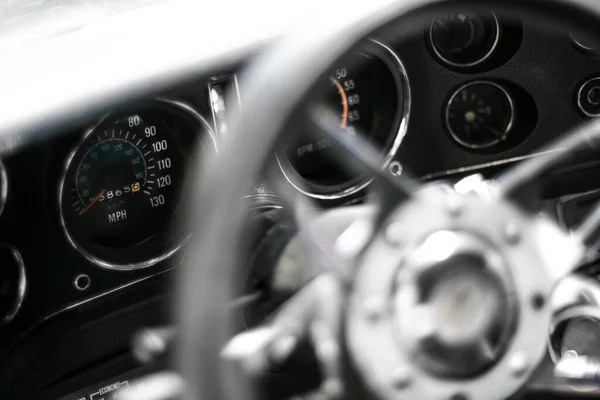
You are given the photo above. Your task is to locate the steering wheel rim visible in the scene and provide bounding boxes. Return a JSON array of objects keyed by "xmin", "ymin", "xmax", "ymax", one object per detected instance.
[{"xmin": 179, "ymin": 1, "xmax": 600, "ymax": 400}]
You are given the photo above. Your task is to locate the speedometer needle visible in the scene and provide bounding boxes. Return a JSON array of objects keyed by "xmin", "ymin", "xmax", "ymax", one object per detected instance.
[{"xmin": 80, "ymin": 188, "xmax": 106, "ymax": 215}]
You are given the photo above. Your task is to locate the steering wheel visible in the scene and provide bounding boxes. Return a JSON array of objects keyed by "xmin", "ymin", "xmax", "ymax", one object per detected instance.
[
  {"xmin": 3, "ymin": 0, "xmax": 600, "ymax": 400},
  {"xmin": 175, "ymin": 1, "xmax": 600, "ymax": 400}
]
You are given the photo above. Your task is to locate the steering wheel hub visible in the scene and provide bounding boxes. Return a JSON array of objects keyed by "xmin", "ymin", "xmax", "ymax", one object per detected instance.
[
  {"xmin": 345, "ymin": 188, "xmax": 570, "ymax": 400},
  {"xmin": 394, "ymin": 230, "xmax": 516, "ymax": 378}
]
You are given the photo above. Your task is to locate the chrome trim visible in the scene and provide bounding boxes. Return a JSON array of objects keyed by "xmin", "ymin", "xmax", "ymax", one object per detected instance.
[
  {"xmin": 232, "ymin": 74, "xmax": 243, "ymax": 106},
  {"xmin": 419, "ymin": 149, "xmax": 561, "ymax": 180},
  {"xmin": 57, "ymin": 98, "xmax": 216, "ymax": 271},
  {"xmin": 73, "ymin": 274, "xmax": 91, "ymax": 291},
  {"xmin": 277, "ymin": 39, "xmax": 411, "ymax": 200},
  {"xmin": 161, "ymin": 98, "xmax": 218, "ymax": 153},
  {"xmin": 445, "ymin": 80, "xmax": 515, "ymax": 149},
  {"xmin": 548, "ymin": 305, "xmax": 600, "ymax": 364},
  {"xmin": 1, "ymin": 246, "xmax": 26, "ymax": 324},
  {"xmin": 0, "ymin": 159, "xmax": 8, "ymax": 219},
  {"xmin": 208, "ymin": 74, "xmax": 242, "ymax": 141},
  {"xmin": 43, "ymin": 267, "xmax": 177, "ymax": 324},
  {"xmin": 570, "ymin": 31, "xmax": 597, "ymax": 52},
  {"xmin": 208, "ymin": 83, "xmax": 227, "ymax": 138},
  {"xmin": 429, "ymin": 11, "xmax": 501, "ymax": 68},
  {"xmin": 577, "ymin": 77, "xmax": 600, "ymax": 118},
  {"xmin": 244, "ymin": 193, "xmax": 284, "ymax": 211}
]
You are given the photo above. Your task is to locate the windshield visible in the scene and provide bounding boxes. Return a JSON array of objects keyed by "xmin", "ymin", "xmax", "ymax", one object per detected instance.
[{"xmin": 0, "ymin": 0, "xmax": 166, "ymax": 48}]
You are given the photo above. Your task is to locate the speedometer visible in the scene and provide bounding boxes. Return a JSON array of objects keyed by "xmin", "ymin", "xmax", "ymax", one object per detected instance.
[
  {"xmin": 277, "ymin": 40, "xmax": 411, "ymax": 199},
  {"xmin": 58, "ymin": 99, "xmax": 215, "ymax": 270},
  {"xmin": 70, "ymin": 118, "xmax": 178, "ymax": 247}
]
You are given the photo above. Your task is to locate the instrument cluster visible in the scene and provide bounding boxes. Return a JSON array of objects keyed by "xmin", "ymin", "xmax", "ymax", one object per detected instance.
[{"xmin": 3, "ymin": 7, "xmax": 600, "ymax": 358}]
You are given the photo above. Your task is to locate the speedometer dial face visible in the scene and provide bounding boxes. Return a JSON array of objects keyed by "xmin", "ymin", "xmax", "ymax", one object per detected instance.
[
  {"xmin": 278, "ymin": 41, "xmax": 410, "ymax": 199},
  {"xmin": 70, "ymin": 117, "xmax": 181, "ymax": 248},
  {"xmin": 59, "ymin": 100, "xmax": 215, "ymax": 270}
]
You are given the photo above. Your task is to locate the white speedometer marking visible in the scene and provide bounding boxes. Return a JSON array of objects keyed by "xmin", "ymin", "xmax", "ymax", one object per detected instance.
[
  {"xmin": 148, "ymin": 165, "xmax": 155, "ymax": 169},
  {"xmin": 137, "ymin": 139, "xmax": 142, "ymax": 146},
  {"xmin": 143, "ymin": 190, "xmax": 151, "ymax": 195},
  {"xmin": 144, "ymin": 151, "xmax": 151, "ymax": 156},
  {"xmin": 125, "ymin": 131, "xmax": 130, "ymax": 139}
]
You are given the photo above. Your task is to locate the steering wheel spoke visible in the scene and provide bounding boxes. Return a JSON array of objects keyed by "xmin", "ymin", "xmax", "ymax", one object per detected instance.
[
  {"xmin": 308, "ymin": 104, "xmax": 416, "ymax": 234},
  {"xmin": 573, "ymin": 199, "xmax": 600, "ymax": 261},
  {"xmin": 222, "ymin": 273, "xmax": 344, "ymax": 395},
  {"xmin": 308, "ymin": 105, "xmax": 416, "ymax": 198},
  {"xmin": 497, "ymin": 119, "xmax": 600, "ymax": 210},
  {"xmin": 273, "ymin": 174, "xmax": 357, "ymax": 280}
]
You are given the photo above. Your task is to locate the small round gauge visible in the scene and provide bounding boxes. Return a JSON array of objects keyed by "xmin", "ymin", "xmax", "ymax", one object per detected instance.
[
  {"xmin": 58, "ymin": 99, "xmax": 215, "ymax": 270},
  {"xmin": 430, "ymin": 11, "xmax": 500, "ymax": 68},
  {"xmin": 560, "ymin": 317, "xmax": 600, "ymax": 359},
  {"xmin": 278, "ymin": 41, "xmax": 411, "ymax": 199},
  {"xmin": 446, "ymin": 81, "xmax": 515, "ymax": 149}
]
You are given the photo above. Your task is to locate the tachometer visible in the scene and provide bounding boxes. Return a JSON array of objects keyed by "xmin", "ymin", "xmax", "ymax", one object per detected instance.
[
  {"xmin": 277, "ymin": 40, "xmax": 410, "ymax": 199},
  {"xmin": 58, "ymin": 99, "xmax": 215, "ymax": 270}
]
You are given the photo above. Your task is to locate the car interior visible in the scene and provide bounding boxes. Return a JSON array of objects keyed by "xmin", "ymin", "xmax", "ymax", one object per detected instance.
[{"xmin": 4, "ymin": 0, "xmax": 600, "ymax": 399}]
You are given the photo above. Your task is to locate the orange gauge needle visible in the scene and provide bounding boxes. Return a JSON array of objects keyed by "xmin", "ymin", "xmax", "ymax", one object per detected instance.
[
  {"xmin": 79, "ymin": 188, "xmax": 105, "ymax": 215},
  {"xmin": 330, "ymin": 77, "xmax": 348, "ymax": 128}
]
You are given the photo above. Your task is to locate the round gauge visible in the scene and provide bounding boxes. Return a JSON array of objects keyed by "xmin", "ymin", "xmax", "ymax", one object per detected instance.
[
  {"xmin": 560, "ymin": 317, "xmax": 600, "ymax": 359},
  {"xmin": 278, "ymin": 40, "xmax": 410, "ymax": 199},
  {"xmin": 577, "ymin": 77, "xmax": 600, "ymax": 117},
  {"xmin": 446, "ymin": 81, "xmax": 515, "ymax": 149},
  {"xmin": 430, "ymin": 11, "xmax": 500, "ymax": 68},
  {"xmin": 58, "ymin": 99, "xmax": 215, "ymax": 270}
]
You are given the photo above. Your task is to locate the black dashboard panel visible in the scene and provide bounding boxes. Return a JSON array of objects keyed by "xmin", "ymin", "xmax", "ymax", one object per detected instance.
[
  {"xmin": 0, "ymin": 84, "xmax": 214, "ymax": 359},
  {"xmin": 390, "ymin": 14, "xmax": 600, "ymax": 178}
]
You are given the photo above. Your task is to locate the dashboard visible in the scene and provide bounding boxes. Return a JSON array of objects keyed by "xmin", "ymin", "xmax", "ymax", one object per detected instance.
[{"xmin": 3, "ymin": 7, "xmax": 600, "ymax": 399}]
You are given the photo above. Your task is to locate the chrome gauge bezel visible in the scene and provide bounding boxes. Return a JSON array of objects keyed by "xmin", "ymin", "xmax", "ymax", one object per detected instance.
[
  {"xmin": 445, "ymin": 80, "xmax": 516, "ymax": 150},
  {"xmin": 0, "ymin": 246, "xmax": 26, "ymax": 325},
  {"xmin": 429, "ymin": 11, "xmax": 501, "ymax": 68},
  {"xmin": 277, "ymin": 39, "xmax": 411, "ymax": 200},
  {"xmin": 57, "ymin": 98, "xmax": 216, "ymax": 271}
]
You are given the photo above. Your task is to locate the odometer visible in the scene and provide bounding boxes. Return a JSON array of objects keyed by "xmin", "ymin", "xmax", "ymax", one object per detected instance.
[{"xmin": 58, "ymin": 100, "xmax": 215, "ymax": 270}]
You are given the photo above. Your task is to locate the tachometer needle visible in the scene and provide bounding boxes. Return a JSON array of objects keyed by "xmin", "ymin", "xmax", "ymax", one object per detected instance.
[{"xmin": 80, "ymin": 188, "xmax": 106, "ymax": 215}]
